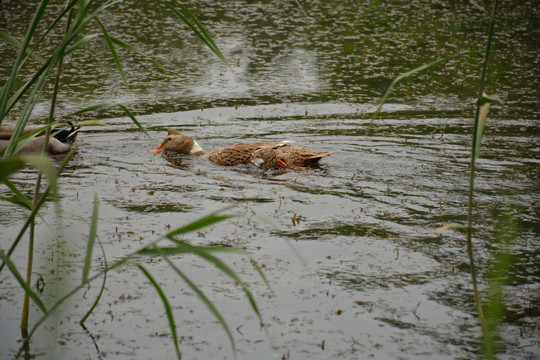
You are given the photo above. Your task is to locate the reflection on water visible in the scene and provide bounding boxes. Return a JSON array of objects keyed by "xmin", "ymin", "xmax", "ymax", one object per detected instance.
[
  {"xmin": 1, "ymin": 0, "xmax": 539, "ymax": 359},
  {"xmin": 1, "ymin": 1, "xmax": 538, "ymax": 119}
]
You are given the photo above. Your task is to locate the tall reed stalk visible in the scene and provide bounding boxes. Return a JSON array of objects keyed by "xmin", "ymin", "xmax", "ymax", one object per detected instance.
[
  {"xmin": 368, "ymin": 0, "xmax": 505, "ymax": 357},
  {"xmin": 0, "ymin": 1, "xmax": 260, "ymax": 358},
  {"xmin": 466, "ymin": 1, "xmax": 501, "ymax": 358}
]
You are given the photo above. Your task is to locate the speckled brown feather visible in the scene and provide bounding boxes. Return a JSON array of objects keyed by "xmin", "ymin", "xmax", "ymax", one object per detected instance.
[
  {"xmin": 207, "ymin": 142, "xmax": 286, "ymax": 166},
  {"xmin": 154, "ymin": 129, "xmax": 330, "ymax": 168},
  {"xmin": 251, "ymin": 145, "xmax": 332, "ymax": 169}
]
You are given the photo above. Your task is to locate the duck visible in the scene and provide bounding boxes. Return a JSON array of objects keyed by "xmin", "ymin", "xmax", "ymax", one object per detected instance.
[
  {"xmin": 152, "ymin": 129, "xmax": 331, "ymax": 169},
  {"xmin": 250, "ymin": 144, "xmax": 332, "ymax": 170},
  {"xmin": 0, "ymin": 123, "xmax": 80, "ymax": 155}
]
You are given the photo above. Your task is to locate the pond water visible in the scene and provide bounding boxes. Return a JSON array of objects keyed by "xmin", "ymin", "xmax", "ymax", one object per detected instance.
[{"xmin": 0, "ymin": 1, "xmax": 539, "ymax": 359}]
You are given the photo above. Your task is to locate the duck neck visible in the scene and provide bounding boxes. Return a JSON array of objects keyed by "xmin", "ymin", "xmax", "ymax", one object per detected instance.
[{"xmin": 190, "ymin": 140, "xmax": 206, "ymax": 155}]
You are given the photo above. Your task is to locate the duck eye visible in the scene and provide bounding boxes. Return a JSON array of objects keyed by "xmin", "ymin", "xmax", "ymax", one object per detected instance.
[{"xmin": 167, "ymin": 137, "xmax": 172, "ymax": 141}]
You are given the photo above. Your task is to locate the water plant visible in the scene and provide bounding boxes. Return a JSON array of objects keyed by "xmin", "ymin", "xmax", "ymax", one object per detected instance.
[
  {"xmin": 370, "ymin": 0, "xmax": 512, "ymax": 358},
  {"xmin": 0, "ymin": 1, "xmax": 261, "ymax": 359}
]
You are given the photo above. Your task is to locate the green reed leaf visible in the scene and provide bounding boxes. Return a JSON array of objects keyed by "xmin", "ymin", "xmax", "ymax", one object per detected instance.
[
  {"xmin": 368, "ymin": 52, "xmax": 476, "ymax": 134},
  {"xmin": 161, "ymin": 253, "xmax": 237, "ymax": 355},
  {"xmin": 477, "ymin": 94, "xmax": 504, "ymax": 106},
  {"xmin": 78, "ymin": 120, "xmax": 108, "ymax": 126},
  {"xmin": 193, "ymin": 250, "xmax": 261, "ymax": 322},
  {"xmin": 0, "ymin": 157, "xmax": 26, "ymax": 180},
  {"xmin": 0, "ymin": 31, "xmax": 46, "ymax": 64},
  {"xmin": 80, "ymin": 237, "xmax": 108, "ymax": 325},
  {"xmin": 156, "ymin": 0, "xmax": 229, "ymax": 67},
  {"xmin": 435, "ymin": 222, "xmax": 469, "ymax": 233},
  {"xmin": 0, "ymin": 249, "xmax": 48, "ymax": 314},
  {"xmin": 95, "ymin": 17, "xmax": 129, "ymax": 90},
  {"xmin": 137, "ymin": 264, "xmax": 181, "ymax": 359},
  {"xmin": 0, "ymin": 143, "xmax": 75, "ymax": 274},
  {"xmin": 0, "ymin": 0, "xmax": 49, "ymax": 125},
  {"xmin": 82, "ymin": 193, "xmax": 99, "ymax": 283},
  {"xmin": 22, "ymin": 154, "xmax": 57, "ymax": 194},
  {"xmin": 249, "ymin": 257, "xmax": 273, "ymax": 294},
  {"xmin": 70, "ymin": 102, "xmax": 116, "ymax": 115},
  {"xmin": 482, "ymin": 210, "xmax": 517, "ymax": 355},
  {"xmin": 118, "ymin": 104, "xmax": 151, "ymax": 139},
  {"xmin": 165, "ymin": 212, "xmax": 237, "ymax": 239},
  {"xmin": 467, "ymin": 2, "xmax": 501, "ymax": 359},
  {"xmin": 139, "ymin": 241, "xmax": 242, "ymax": 257},
  {"xmin": 70, "ymin": 103, "xmax": 147, "ymax": 138},
  {"xmin": 109, "ymin": 36, "xmax": 166, "ymax": 71},
  {"xmin": 468, "ymin": 0, "xmax": 486, "ymax": 13},
  {"xmin": 65, "ymin": 33, "xmax": 100, "ymax": 55}
]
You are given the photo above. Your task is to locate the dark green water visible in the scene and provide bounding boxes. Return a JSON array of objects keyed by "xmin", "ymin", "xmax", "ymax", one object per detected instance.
[{"xmin": 0, "ymin": 1, "xmax": 538, "ymax": 359}]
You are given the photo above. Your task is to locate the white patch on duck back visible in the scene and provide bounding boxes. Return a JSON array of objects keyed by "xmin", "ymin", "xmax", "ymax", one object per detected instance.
[
  {"xmin": 273, "ymin": 140, "xmax": 292, "ymax": 149},
  {"xmin": 190, "ymin": 140, "xmax": 204, "ymax": 154},
  {"xmin": 251, "ymin": 156, "xmax": 265, "ymax": 167}
]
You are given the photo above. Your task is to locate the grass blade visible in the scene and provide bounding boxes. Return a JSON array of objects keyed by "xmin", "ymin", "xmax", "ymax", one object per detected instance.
[
  {"xmin": 69, "ymin": 103, "xmax": 148, "ymax": 138},
  {"xmin": 249, "ymin": 257, "xmax": 273, "ymax": 294},
  {"xmin": 0, "ymin": 250, "xmax": 48, "ymax": 314},
  {"xmin": 3, "ymin": 71, "xmax": 52, "ymax": 157},
  {"xmin": 0, "ymin": 185, "xmax": 49, "ymax": 274},
  {"xmin": 82, "ymin": 193, "xmax": 99, "ymax": 283},
  {"xmin": 118, "ymin": 104, "xmax": 151, "ymax": 139},
  {"xmin": 161, "ymin": 253, "xmax": 237, "ymax": 355},
  {"xmin": 483, "ymin": 209, "xmax": 517, "ymax": 355},
  {"xmin": 65, "ymin": 33, "xmax": 100, "ymax": 55},
  {"xmin": 80, "ymin": 237, "xmax": 108, "ymax": 325},
  {"xmin": 192, "ymin": 249, "xmax": 261, "ymax": 323},
  {"xmin": 95, "ymin": 17, "xmax": 129, "ymax": 90},
  {"xmin": 69, "ymin": 102, "xmax": 116, "ymax": 115},
  {"xmin": 466, "ymin": 2, "xmax": 501, "ymax": 359},
  {"xmin": 22, "ymin": 154, "xmax": 58, "ymax": 195},
  {"xmin": 468, "ymin": 0, "xmax": 486, "ymax": 13},
  {"xmin": 0, "ymin": 157, "xmax": 26, "ymax": 181},
  {"xmin": 109, "ymin": 36, "xmax": 166, "ymax": 71},
  {"xmin": 0, "ymin": 31, "xmax": 46, "ymax": 64},
  {"xmin": 155, "ymin": 0, "xmax": 229, "ymax": 66},
  {"xmin": 2, "ymin": 1, "xmax": 120, "ymax": 120},
  {"xmin": 0, "ymin": 0, "xmax": 49, "ymax": 125},
  {"xmin": 137, "ymin": 265, "xmax": 181, "ymax": 359},
  {"xmin": 139, "ymin": 240, "xmax": 242, "ymax": 257},
  {"xmin": 368, "ymin": 52, "xmax": 475, "ymax": 133},
  {"xmin": 0, "ymin": 145, "xmax": 76, "ymax": 274},
  {"xmin": 165, "ymin": 210, "xmax": 237, "ymax": 238}
]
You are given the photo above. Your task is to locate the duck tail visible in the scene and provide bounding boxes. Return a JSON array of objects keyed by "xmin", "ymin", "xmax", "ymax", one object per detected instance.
[
  {"xmin": 307, "ymin": 152, "xmax": 332, "ymax": 160},
  {"xmin": 304, "ymin": 152, "xmax": 332, "ymax": 166}
]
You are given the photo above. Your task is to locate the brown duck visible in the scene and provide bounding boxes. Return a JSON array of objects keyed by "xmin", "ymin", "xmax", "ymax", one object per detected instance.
[{"xmin": 152, "ymin": 129, "xmax": 331, "ymax": 169}]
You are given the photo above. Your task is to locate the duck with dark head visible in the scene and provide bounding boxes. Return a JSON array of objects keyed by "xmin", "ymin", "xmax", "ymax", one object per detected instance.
[{"xmin": 0, "ymin": 123, "xmax": 80, "ymax": 155}]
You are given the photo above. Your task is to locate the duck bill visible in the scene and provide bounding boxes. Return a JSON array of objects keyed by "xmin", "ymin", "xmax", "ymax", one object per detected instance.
[
  {"xmin": 150, "ymin": 140, "xmax": 167, "ymax": 153},
  {"xmin": 151, "ymin": 143, "xmax": 165, "ymax": 153}
]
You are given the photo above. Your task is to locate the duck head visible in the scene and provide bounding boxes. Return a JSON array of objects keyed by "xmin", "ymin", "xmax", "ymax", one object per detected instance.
[
  {"xmin": 250, "ymin": 147, "xmax": 289, "ymax": 169},
  {"xmin": 152, "ymin": 129, "xmax": 204, "ymax": 154}
]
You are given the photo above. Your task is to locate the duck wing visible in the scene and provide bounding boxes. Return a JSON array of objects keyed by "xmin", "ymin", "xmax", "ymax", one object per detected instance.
[
  {"xmin": 208, "ymin": 141, "xmax": 288, "ymax": 166},
  {"xmin": 0, "ymin": 125, "xmax": 47, "ymax": 140},
  {"xmin": 276, "ymin": 146, "xmax": 332, "ymax": 167}
]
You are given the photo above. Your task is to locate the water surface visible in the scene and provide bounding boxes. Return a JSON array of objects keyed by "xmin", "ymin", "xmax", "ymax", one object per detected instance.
[{"xmin": 0, "ymin": 1, "xmax": 538, "ymax": 359}]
